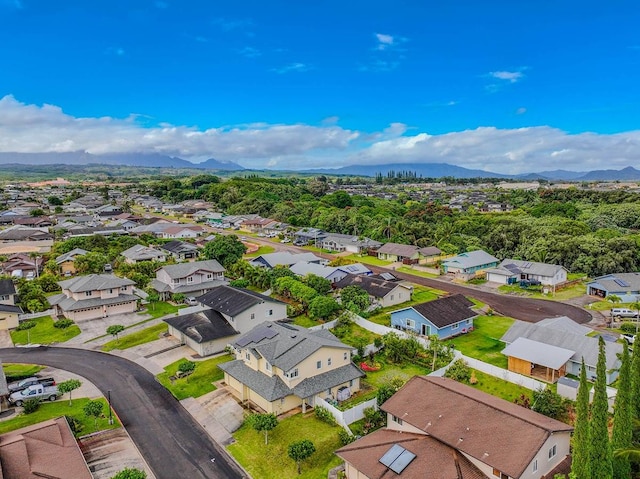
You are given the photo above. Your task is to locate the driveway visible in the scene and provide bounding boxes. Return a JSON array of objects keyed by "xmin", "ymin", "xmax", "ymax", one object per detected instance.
[
  {"xmin": 0, "ymin": 347, "xmax": 245, "ymax": 479},
  {"xmin": 68, "ymin": 312, "xmax": 157, "ymax": 345}
]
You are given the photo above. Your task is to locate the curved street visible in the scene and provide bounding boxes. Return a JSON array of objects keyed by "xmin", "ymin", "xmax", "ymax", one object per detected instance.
[{"xmin": 0, "ymin": 347, "xmax": 245, "ymax": 479}]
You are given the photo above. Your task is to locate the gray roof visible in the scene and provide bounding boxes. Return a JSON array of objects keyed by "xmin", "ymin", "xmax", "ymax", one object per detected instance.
[
  {"xmin": 502, "ymin": 337, "xmax": 575, "ymax": 370},
  {"xmin": 55, "ymin": 248, "xmax": 88, "ymax": 265},
  {"xmin": 58, "ymin": 274, "xmax": 135, "ymax": 293},
  {"xmin": 0, "ymin": 279, "xmax": 16, "ymax": 296},
  {"xmin": 335, "ymin": 263, "xmax": 371, "ymax": 275},
  {"xmin": 249, "ymin": 251, "xmax": 323, "ymax": 268},
  {"xmin": 334, "ymin": 274, "xmax": 410, "ymax": 299},
  {"xmin": 536, "ymin": 316, "xmax": 593, "ymax": 336},
  {"xmin": 165, "ymin": 309, "xmax": 239, "ymax": 343},
  {"xmin": 501, "ymin": 320, "xmax": 623, "ymax": 370},
  {"xmin": 197, "ymin": 286, "xmax": 283, "ymax": 317},
  {"xmin": 587, "ymin": 273, "xmax": 640, "ymax": 294},
  {"xmin": 160, "ymin": 240, "xmax": 199, "ymax": 254},
  {"xmin": 290, "ymin": 261, "xmax": 338, "ymax": 279},
  {"xmin": 0, "ymin": 304, "xmax": 22, "ymax": 314},
  {"xmin": 375, "ymin": 242, "xmax": 419, "ymax": 257},
  {"xmin": 293, "ymin": 363, "xmax": 364, "ymax": 398},
  {"xmin": 219, "ymin": 359, "xmax": 292, "ymax": 401},
  {"xmin": 231, "ymin": 322, "xmax": 351, "ymax": 373},
  {"xmin": 442, "ymin": 250, "xmax": 499, "ymax": 269},
  {"xmin": 151, "ymin": 278, "xmax": 228, "ymax": 294},
  {"xmin": 121, "ymin": 244, "xmax": 166, "ymax": 261},
  {"xmin": 48, "ymin": 293, "xmax": 138, "ymax": 311},
  {"xmin": 407, "ymin": 294, "xmax": 476, "ymax": 328},
  {"xmin": 487, "ymin": 258, "xmax": 566, "ymax": 278},
  {"xmin": 157, "ymin": 260, "xmax": 225, "ymax": 280},
  {"xmin": 321, "ymin": 234, "xmax": 382, "ymax": 249},
  {"xmin": 0, "ymin": 361, "xmax": 7, "ymax": 396}
]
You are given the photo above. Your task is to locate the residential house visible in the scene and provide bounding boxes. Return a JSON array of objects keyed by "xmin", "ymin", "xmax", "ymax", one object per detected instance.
[
  {"xmin": 160, "ymin": 240, "xmax": 200, "ymax": 261},
  {"xmin": 241, "ymin": 217, "xmax": 277, "ymax": 233},
  {"xmin": 486, "ymin": 259, "xmax": 568, "ymax": 287},
  {"xmin": 62, "ymin": 225, "xmax": 128, "ymax": 239},
  {"xmin": 293, "ymin": 227, "xmax": 326, "ymax": 245},
  {"xmin": 151, "ymin": 260, "xmax": 226, "ymax": 300},
  {"xmin": 0, "ymin": 417, "xmax": 93, "ymax": 479},
  {"xmin": 1, "ymin": 253, "xmax": 43, "ymax": 279},
  {"xmin": 441, "ymin": 250, "xmax": 499, "ymax": 279},
  {"xmin": 390, "ymin": 294, "xmax": 476, "ymax": 339},
  {"xmin": 0, "ymin": 279, "xmax": 22, "ymax": 330},
  {"xmin": 219, "ymin": 321, "xmax": 364, "ymax": 415},
  {"xmin": 319, "ymin": 234, "xmax": 381, "ymax": 254},
  {"xmin": 376, "ymin": 243, "xmax": 421, "ymax": 263},
  {"xmin": 249, "ymin": 251, "xmax": 325, "ymax": 269},
  {"xmin": 586, "ymin": 272, "xmax": 640, "ymax": 301},
  {"xmin": 165, "ymin": 285, "xmax": 284, "ymax": 356},
  {"xmin": 160, "ymin": 225, "xmax": 203, "ymax": 239},
  {"xmin": 55, "ymin": 248, "xmax": 89, "ymax": 276},
  {"xmin": 93, "ymin": 204, "xmax": 123, "ymax": 218},
  {"xmin": 334, "ymin": 274, "xmax": 413, "ymax": 308},
  {"xmin": 13, "ymin": 216, "xmax": 55, "ymax": 227},
  {"xmin": 336, "ymin": 376, "xmax": 573, "ymax": 479},
  {"xmin": 104, "ymin": 218, "xmax": 139, "ymax": 231},
  {"xmin": 289, "ymin": 261, "xmax": 371, "ymax": 284},
  {"xmin": 120, "ymin": 244, "xmax": 167, "ymax": 265},
  {"xmin": 48, "ymin": 274, "xmax": 138, "ymax": 321},
  {"xmin": 417, "ymin": 246, "xmax": 442, "ymax": 264},
  {"xmin": 501, "ymin": 316, "xmax": 622, "ymax": 384},
  {"xmin": 0, "ymin": 225, "xmax": 53, "ymax": 242}
]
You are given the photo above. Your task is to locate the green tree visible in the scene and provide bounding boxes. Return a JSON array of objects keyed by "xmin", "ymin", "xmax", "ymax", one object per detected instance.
[
  {"xmin": 588, "ymin": 337, "xmax": 613, "ymax": 479},
  {"xmin": 178, "ymin": 360, "xmax": 196, "ymax": 375},
  {"xmin": 36, "ymin": 273, "xmax": 61, "ymax": 293},
  {"xmin": 201, "ymin": 235, "xmax": 246, "ymax": 268},
  {"xmin": 47, "ymin": 195, "xmax": 63, "ymax": 206},
  {"xmin": 248, "ymin": 413, "xmax": 278, "ymax": 445},
  {"xmin": 631, "ymin": 333, "xmax": 640, "ymax": 420},
  {"xmin": 75, "ymin": 252, "xmax": 109, "ymax": 274},
  {"xmin": 308, "ymin": 296, "xmax": 340, "ymax": 320},
  {"xmin": 58, "ymin": 379, "xmax": 82, "ymax": 406},
  {"xmin": 288, "ymin": 439, "xmax": 316, "ymax": 475},
  {"xmin": 612, "ymin": 344, "xmax": 632, "ymax": 479},
  {"xmin": 111, "ymin": 468, "xmax": 147, "ymax": 479},
  {"xmin": 83, "ymin": 399, "xmax": 104, "ymax": 429},
  {"xmin": 531, "ymin": 387, "xmax": 569, "ymax": 421},
  {"xmin": 572, "ymin": 358, "xmax": 591, "ymax": 479},
  {"xmin": 340, "ymin": 285, "xmax": 369, "ymax": 313},
  {"xmin": 106, "ymin": 324, "xmax": 125, "ymax": 341},
  {"xmin": 302, "ymin": 274, "xmax": 331, "ymax": 295},
  {"xmin": 29, "ymin": 208, "xmax": 45, "ymax": 217}
]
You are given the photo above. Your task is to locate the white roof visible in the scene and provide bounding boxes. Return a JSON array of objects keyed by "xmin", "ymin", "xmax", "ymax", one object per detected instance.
[{"xmin": 502, "ymin": 337, "xmax": 575, "ymax": 370}]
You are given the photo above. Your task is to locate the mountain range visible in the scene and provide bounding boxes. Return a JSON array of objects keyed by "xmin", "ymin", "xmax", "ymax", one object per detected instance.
[{"xmin": 0, "ymin": 152, "xmax": 639, "ymax": 180}]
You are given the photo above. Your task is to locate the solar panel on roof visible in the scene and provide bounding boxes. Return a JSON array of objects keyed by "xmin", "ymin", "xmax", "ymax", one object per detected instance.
[
  {"xmin": 347, "ymin": 266, "xmax": 358, "ymax": 272},
  {"xmin": 380, "ymin": 272, "xmax": 395, "ymax": 281},
  {"xmin": 236, "ymin": 325, "xmax": 278, "ymax": 347},
  {"xmin": 614, "ymin": 278, "xmax": 630, "ymax": 287},
  {"xmin": 379, "ymin": 444, "xmax": 404, "ymax": 468},
  {"xmin": 379, "ymin": 444, "xmax": 416, "ymax": 474}
]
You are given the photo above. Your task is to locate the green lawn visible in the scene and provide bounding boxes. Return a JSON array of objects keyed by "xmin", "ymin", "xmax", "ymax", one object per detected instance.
[
  {"xmin": 101, "ymin": 323, "xmax": 168, "ymax": 351},
  {"xmin": 156, "ymin": 354, "xmax": 233, "ymax": 400},
  {"xmin": 345, "ymin": 254, "xmax": 393, "ymax": 267},
  {"xmin": 396, "ymin": 266, "xmax": 439, "ymax": 278},
  {"xmin": 244, "ymin": 245, "xmax": 276, "ymax": 257},
  {"xmin": 448, "ymin": 315, "xmax": 514, "ymax": 368},
  {"xmin": 363, "ymin": 359, "xmax": 431, "ymax": 388},
  {"xmin": 227, "ymin": 413, "xmax": 342, "ymax": 479},
  {"xmin": 10, "ymin": 316, "xmax": 81, "ymax": 345},
  {"xmin": 468, "ymin": 369, "xmax": 532, "ymax": 403},
  {"xmin": 366, "ymin": 285, "xmax": 445, "ymax": 326},
  {"xmin": 2, "ymin": 363, "xmax": 44, "ymax": 380},
  {"xmin": 139, "ymin": 301, "xmax": 180, "ymax": 319},
  {"xmin": 0, "ymin": 398, "xmax": 120, "ymax": 435},
  {"xmin": 331, "ymin": 322, "xmax": 380, "ymax": 349},
  {"xmin": 291, "ymin": 314, "xmax": 318, "ymax": 328},
  {"xmin": 498, "ymin": 282, "xmax": 586, "ymax": 301}
]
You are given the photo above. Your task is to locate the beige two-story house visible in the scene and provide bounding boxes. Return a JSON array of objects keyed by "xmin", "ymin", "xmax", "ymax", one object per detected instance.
[
  {"xmin": 55, "ymin": 248, "xmax": 88, "ymax": 276},
  {"xmin": 220, "ymin": 322, "xmax": 364, "ymax": 415},
  {"xmin": 48, "ymin": 274, "xmax": 137, "ymax": 321},
  {"xmin": 0, "ymin": 279, "xmax": 22, "ymax": 330},
  {"xmin": 151, "ymin": 260, "xmax": 226, "ymax": 300}
]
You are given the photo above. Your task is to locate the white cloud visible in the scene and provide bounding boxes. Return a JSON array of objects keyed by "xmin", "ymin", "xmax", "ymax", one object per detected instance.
[
  {"xmin": 516, "ymin": 107, "xmax": 527, "ymax": 115},
  {"xmin": 211, "ymin": 17, "xmax": 253, "ymax": 32},
  {"xmin": 375, "ymin": 33, "xmax": 394, "ymax": 49},
  {"xmin": 489, "ymin": 70, "xmax": 524, "ymax": 83},
  {"xmin": 3, "ymin": 95, "xmax": 640, "ymax": 174},
  {"xmin": 238, "ymin": 46, "xmax": 261, "ymax": 58},
  {"xmin": 272, "ymin": 62, "xmax": 311, "ymax": 74}
]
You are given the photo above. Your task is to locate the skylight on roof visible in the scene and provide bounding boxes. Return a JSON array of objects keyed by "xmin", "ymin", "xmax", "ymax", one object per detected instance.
[{"xmin": 379, "ymin": 444, "xmax": 416, "ymax": 474}]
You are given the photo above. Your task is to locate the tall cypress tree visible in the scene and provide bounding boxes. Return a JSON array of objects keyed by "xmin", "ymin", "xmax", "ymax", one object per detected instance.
[
  {"xmin": 572, "ymin": 357, "xmax": 591, "ymax": 479},
  {"xmin": 631, "ymin": 333, "xmax": 640, "ymax": 421},
  {"xmin": 612, "ymin": 344, "xmax": 632, "ymax": 479},
  {"xmin": 588, "ymin": 336, "xmax": 613, "ymax": 479}
]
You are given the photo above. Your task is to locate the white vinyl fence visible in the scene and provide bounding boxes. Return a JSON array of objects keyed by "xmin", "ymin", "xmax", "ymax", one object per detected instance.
[
  {"xmin": 315, "ymin": 396, "xmax": 378, "ymax": 434},
  {"xmin": 19, "ymin": 309, "xmax": 55, "ymax": 321}
]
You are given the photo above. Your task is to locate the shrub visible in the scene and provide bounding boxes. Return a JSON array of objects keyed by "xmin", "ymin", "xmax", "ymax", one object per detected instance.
[
  {"xmin": 338, "ymin": 428, "xmax": 355, "ymax": 446},
  {"xmin": 54, "ymin": 318, "xmax": 75, "ymax": 329},
  {"xmin": 620, "ymin": 322, "xmax": 637, "ymax": 334},
  {"xmin": 444, "ymin": 359, "xmax": 472, "ymax": 383},
  {"xmin": 229, "ymin": 278, "xmax": 250, "ymax": 288},
  {"xmin": 65, "ymin": 415, "xmax": 85, "ymax": 436},
  {"xmin": 178, "ymin": 360, "xmax": 196, "ymax": 374},
  {"xmin": 16, "ymin": 320, "xmax": 36, "ymax": 331},
  {"xmin": 22, "ymin": 398, "xmax": 41, "ymax": 414},
  {"xmin": 314, "ymin": 406, "xmax": 337, "ymax": 425}
]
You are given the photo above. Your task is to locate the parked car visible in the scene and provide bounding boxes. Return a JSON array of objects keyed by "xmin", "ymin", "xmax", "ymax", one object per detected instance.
[
  {"xmin": 519, "ymin": 279, "xmax": 541, "ymax": 287},
  {"xmin": 9, "ymin": 384, "xmax": 60, "ymax": 406},
  {"xmin": 280, "ymin": 238, "xmax": 291, "ymax": 243},
  {"xmin": 7, "ymin": 376, "xmax": 56, "ymax": 394},
  {"xmin": 185, "ymin": 296, "xmax": 198, "ymax": 306},
  {"xmin": 622, "ymin": 333, "xmax": 636, "ymax": 345},
  {"xmin": 612, "ymin": 308, "xmax": 639, "ymax": 318}
]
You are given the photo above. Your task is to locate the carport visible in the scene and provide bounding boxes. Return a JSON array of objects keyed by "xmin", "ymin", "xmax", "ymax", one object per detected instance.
[{"xmin": 502, "ymin": 337, "xmax": 575, "ymax": 383}]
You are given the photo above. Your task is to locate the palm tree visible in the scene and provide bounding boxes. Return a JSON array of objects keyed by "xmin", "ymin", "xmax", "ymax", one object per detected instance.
[{"xmin": 607, "ymin": 294, "xmax": 622, "ymax": 327}]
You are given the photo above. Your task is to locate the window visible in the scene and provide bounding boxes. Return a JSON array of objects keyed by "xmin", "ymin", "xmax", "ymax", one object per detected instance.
[
  {"xmin": 286, "ymin": 368, "xmax": 299, "ymax": 379},
  {"xmin": 265, "ymin": 361, "xmax": 271, "ymax": 372},
  {"xmin": 390, "ymin": 294, "xmax": 394, "ymax": 301},
  {"xmin": 187, "ymin": 276, "xmax": 194, "ymax": 283},
  {"xmin": 109, "ymin": 289, "xmax": 113, "ymax": 294},
  {"xmin": 267, "ymin": 309, "xmax": 273, "ymax": 316},
  {"xmin": 344, "ymin": 352, "xmax": 348, "ymax": 360},
  {"xmin": 349, "ymin": 380, "xmax": 353, "ymax": 387},
  {"xmin": 85, "ymin": 291, "xmax": 92, "ymax": 297},
  {"xmin": 317, "ymin": 360, "xmax": 322, "ymax": 369},
  {"xmin": 245, "ymin": 352, "xmax": 251, "ymax": 361},
  {"xmin": 492, "ymin": 469, "xmax": 508, "ymax": 479},
  {"xmin": 406, "ymin": 319, "xmax": 415, "ymax": 329},
  {"xmin": 398, "ymin": 292, "xmax": 402, "ymax": 298},
  {"xmin": 172, "ymin": 279, "xmax": 179, "ymax": 284},
  {"xmin": 548, "ymin": 444, "xmax": 557, "ymax": 460},
  {"xmin": 327, "ymin": 357, "xmax": 332, "ymax": 366},
  {"xmin": 452, "ymin": 323, "xmax": 459, "ymax": 330},
  {"xmin": 0, "ymin": 295, "xmax": 9, "ymax": 301},
  {"xmin": 467, "ymin": 319, "xmax": 472, "ymax": 324},
  {"xmin": 532, "ymin": 459, "xmax": 538, "ymax": 472},
  {"xmin": 206, "ymin": 273, "xmax": 213, "ymax": 279},
  {"xmin": 392, "ymin": 416, "xmax": 403, "ymax": 425},
  {"xmin": 250, "ymin": 313, "xmax": 255, "ymax": 320},
  {"xmin": 120, "ymin": 286, "xmax": 128, "ymax": 291}
]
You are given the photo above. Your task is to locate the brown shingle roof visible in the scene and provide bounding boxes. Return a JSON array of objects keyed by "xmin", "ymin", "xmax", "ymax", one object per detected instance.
[
  {"xmin": 410, "ymin": 293, "xmax": 476, "ymax": 328},
  {"xmin": 336, "ymin": 428, "xmax": 489, "ymax": 479},
  {"xmin": 376, "ymin": 242, "xmax": 419, "ymax": 257},
  {"xmin": 334, "ymin": 274, "xmax": 409, "ymax": 299},
  {"xmin": 381, "ymin": 376, "xmax": 573, "ymax": 479},
  {"xmin": 0, "ymin": 417, "xmax": 93, "ymax": 479}
]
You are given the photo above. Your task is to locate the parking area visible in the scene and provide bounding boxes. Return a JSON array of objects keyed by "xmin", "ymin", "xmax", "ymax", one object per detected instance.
[{"xmin": 66, "ymin": 312, "xmax": 153, "ymax": 345}]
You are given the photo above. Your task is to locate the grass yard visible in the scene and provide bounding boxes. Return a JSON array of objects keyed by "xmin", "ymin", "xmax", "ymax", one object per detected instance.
[
  {"xmin": 346, "ymin": 254, "xmax": 393, "ymax": 267},
  {"xmin": 396, "ymin": 266, "xmax": 439, "ymax": 278},
  {"xmin": 366, "ymin": 285, "xmax": 445, "ymax": 326},
  {"xmin": 139, "ymin": 301, "xmax": 180, "ymax": 319},
  {"xmin": 244, "ymin": 245, "xmax": 276, "ymax": 257},
  {"xmin": 331, "ymin": 322, "xmax": 380, "ymax": 349},
  {"xmin": 10, "ymin": 316, "xmax": 81, "ymax": 345},
  {"xmin": 291, "ymin": 314, "xmax": 318, "ymax": 328},
  {"xmin": 498, "ymin": 282, "xmax": 586, "ymax": 301},
  {"xmin": 467, "ymin": 369, "xmax": 532, "ymax": 403},
  {"xmin": 2, "ymin": 363, "xmax": 44, "ymax": 380},
  {"xmin": 156, "ymin": 354, "xmax": 233, "ymax": 400},
  {"xmin": 448, "ymin": 315, "xmax": 514, "ymax": 368},
  {"xmin": 227, "ymin": 413, "xmax": 342, "ymax": 479},
  {"xmin": 364, "ymin": 359, "xmax": 431, "ymax": 388},
  {"xmin": 101, "ymin": 323, "xmax": 168, "ymax": 351},
  {"xmin": 0, "ymin": 398, "xmax": 120, "ymax": 435}
]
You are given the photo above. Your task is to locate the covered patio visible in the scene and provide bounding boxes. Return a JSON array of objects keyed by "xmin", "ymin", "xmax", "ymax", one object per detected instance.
[{"xmin": 502, "ymin": 337, "xmax": 574, "ymax": 383}]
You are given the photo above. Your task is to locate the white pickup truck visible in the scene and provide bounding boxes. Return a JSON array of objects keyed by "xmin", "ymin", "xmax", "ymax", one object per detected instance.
[{"xmin": 8, "ymin": 384, "xmax": 60, "ymax": 407}]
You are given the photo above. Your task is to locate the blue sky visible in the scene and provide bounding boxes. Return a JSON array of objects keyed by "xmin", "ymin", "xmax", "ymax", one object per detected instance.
[{"xmin": 1, "ymin": 0, "xmax": 639, "ymax": 173}]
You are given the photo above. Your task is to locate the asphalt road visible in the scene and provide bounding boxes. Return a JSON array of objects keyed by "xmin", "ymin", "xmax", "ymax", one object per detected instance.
[{"xmin": 0, "ymin": 347, "xmax": 245, "ymax": 479}]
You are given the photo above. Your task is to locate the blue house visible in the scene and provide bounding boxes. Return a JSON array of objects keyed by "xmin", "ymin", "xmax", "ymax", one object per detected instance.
[
  {"xmin": 441, "ymin": 250, "xmax": 499, "ymax": 278},
  {"xmin": 390, "ymin": 294, "xmax": 477, "ymax": 340},
  {"xmin": 586, "ymin": 273, "xmax": 640, "ymax": 302}
]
